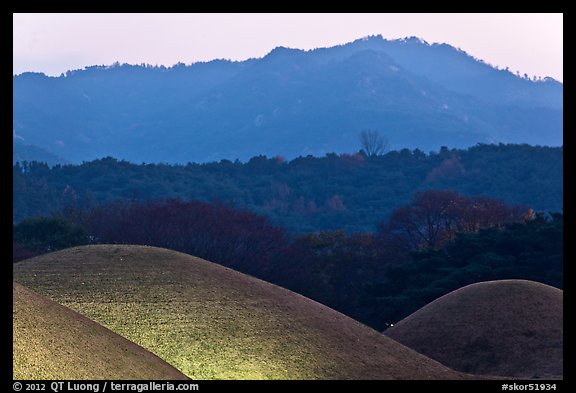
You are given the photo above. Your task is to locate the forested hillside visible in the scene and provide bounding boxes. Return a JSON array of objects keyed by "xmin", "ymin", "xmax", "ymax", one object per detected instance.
[
  {"xmin": 14, "ymin": 142, "xmax": 563, "ymax": 329},
  {"xmin": 14, "ymin": 144, "xmax": 562, "ymax": 233}
]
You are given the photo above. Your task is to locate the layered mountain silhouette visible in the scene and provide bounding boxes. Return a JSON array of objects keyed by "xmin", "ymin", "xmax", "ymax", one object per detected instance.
[
  {"xmin": 13, "ymin": 36, "xmax": 562, "ymax": 164},
  {"xmin": 13, "ymin": 138, "xmax": 68, "ymax": 166}
]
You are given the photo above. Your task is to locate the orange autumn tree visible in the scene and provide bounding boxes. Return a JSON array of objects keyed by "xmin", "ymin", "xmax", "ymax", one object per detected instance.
[{"xmin": 382, "ymin": 190, "xmax": 532, "ymax": 251}]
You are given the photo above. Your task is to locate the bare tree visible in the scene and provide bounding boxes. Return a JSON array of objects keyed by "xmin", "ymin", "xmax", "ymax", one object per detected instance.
[{"xmin": 360, "ymin": 130, "xmax": 388, "ymax": 157}]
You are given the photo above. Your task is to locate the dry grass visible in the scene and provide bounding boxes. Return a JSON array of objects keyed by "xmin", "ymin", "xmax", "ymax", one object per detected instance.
[
  {"xmin": 385, "ymin": 280, "xmax": 563, "ymax": 379},
  {"xmin": 13, "ymin": 282, "xmax": 188, "ymax": 380},
  {"xmin": 14, "ymin": 245, "xmax": 468, "ymax": 380}
]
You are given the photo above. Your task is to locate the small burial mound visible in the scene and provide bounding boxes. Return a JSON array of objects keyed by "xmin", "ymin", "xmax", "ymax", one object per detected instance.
[
  {"xmin": 13, "ymin": 282, "xmax": 188, "ymax": 380},
  {"xmin": 14, "ymin": 244, "xmax": 468, "ymax": 380},
  {"xmin": 385, "ymin": 280, "xmax": 563, "ymax": 379}
]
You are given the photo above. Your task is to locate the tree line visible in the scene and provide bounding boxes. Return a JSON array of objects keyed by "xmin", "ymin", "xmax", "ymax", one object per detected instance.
[
  {"xmin": 13, "ymin": 143, "xmax": 563, "ymax": 233},
  {"xmin": 13, "ymin": 189, "xmax": 561, "ymax": 330}
]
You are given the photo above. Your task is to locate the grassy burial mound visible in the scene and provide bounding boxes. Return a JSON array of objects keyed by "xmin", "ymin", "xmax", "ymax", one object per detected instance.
[
  {"xmin": 385, "ymin": 280, "xmax": 563, "ymax": 379},
  {"xmin": 14, "ymin": 244, "xmax": 466, "ymax": 380},
  {"xmin": 13, "ymin": 282, "xmax": 188, "ymax": 380}
]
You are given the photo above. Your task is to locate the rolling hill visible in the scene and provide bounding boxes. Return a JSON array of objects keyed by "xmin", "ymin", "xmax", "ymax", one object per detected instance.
[
  {"xmin": 13, "ymin": 282, "xmax": 188, "ymax": 380},
  {"xmin": 13, "ymin": 36, "xmax": 562, "ymax": 164},
  {"xmin": 385, "ymin": 280, "xmax": 563, "ymax": 379},
  {"xmin": 13, "ymin": 244, "xmax": 467, "ymax": 380}
]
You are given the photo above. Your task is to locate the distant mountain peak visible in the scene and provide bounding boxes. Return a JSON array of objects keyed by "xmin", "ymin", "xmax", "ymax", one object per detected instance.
[
  {"xmin": 265, "ymin": 46, "xmax": 304, "ymax": 58},
  {"xmin": 13, "ymin": 36, "xmax": 562, "ymax": 164},
  {"xmin": 400, "ymin": 36, "xmax": 430, "ymax": 45},
  {"xmin": 351, "ymin": 35, "xmax": 430, "ymax": 46}
]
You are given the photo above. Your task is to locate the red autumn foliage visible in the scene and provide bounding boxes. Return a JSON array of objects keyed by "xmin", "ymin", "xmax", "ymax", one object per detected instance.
[
  {"xmin": 381, "ymin": 190, "xmax": 531, "ymax": 250},
  {"xmin": 80, "ymin": 199, "xmax": 287, "ymax": 276}
]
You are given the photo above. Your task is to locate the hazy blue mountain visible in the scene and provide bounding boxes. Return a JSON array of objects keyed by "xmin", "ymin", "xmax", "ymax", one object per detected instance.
[
  {"xmin": 12, "ymin": 36, "xmax": 562, "ymax": 164},
  {"xmin": 13, "ymin": 137, "xmax": 68, "ymax": 166},
  {"xmin": 318, "ymin": 36, "xmax": 562, "ymax": 109}
]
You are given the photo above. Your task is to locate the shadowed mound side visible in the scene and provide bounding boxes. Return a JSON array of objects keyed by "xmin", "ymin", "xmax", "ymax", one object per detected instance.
[
  {"xmin": 385, "ymin": 280, "xmax": 563, "ymax": 379},
  {"xmin": 14, "ymin": 245, "xmax": 468, "ymax": 380},
  {"xmin": 13, "ymin": 282, "xmax": 188, "ymax": 380}
]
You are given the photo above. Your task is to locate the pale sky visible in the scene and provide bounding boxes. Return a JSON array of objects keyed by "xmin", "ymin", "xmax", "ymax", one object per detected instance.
[{"xmin": 13, "ymin": 13, "xmax": 563, "ymax": 82}]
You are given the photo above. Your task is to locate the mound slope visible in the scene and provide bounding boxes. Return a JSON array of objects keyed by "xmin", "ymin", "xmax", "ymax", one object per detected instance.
[
  {"xmin": 14, "ymin": 245, "xmax": 465, "ymax": 380},
  {"xmin": 385, "ymin": 280, "xmax": 563, "ymax": 379},
  {"xmin": 13, "ymin": 282, "xmax": 188, "ymax": 380}
]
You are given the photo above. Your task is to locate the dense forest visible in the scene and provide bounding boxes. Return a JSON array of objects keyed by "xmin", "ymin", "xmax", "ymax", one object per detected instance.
[
  {"xmin": 14, "ymin": 143, "xmax": 562, "ymax": 233},
  {"xmin": 13, "ymin": 189, "xmax": 562, "ymax": 331},
  {"xmin": 13, "ymin": 143, "xmax": 563, "ymax": 330}
]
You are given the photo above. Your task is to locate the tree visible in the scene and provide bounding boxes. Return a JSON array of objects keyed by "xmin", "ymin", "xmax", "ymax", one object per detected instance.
[
  {"xmin": 359, "ymin": 130, "xmax": 388, "ymax": 157},
  {"xmin": 13, "ymin": 217, "xmax": 88, "ymax": 253},
  {"xmin": 381, "ymin": 190, "xmax": 531, "ymax": 251},
  {"xmin": 369, "ymin": 210, "xmax": 563, "ymax": 327},
  {"xmin": 80, "ymin": 199, "xmax": 288, "ymax": 276},
  {"xmin": 383, "ymin": 190, "xmax": 461, "ymax": 250}
]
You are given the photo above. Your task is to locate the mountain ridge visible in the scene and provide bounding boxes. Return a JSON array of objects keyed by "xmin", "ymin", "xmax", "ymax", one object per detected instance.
[{"xmin": 13, "ymin": 35, "xmax": 562, "ymax": 164}]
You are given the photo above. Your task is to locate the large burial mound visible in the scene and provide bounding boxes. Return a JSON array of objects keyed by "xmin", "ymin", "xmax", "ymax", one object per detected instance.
[
  {"xmin": 14, "ymin": 245, "xmax": 466, "ymax": 380},
  {"xmin": 385, "ymin": 280, "xmax": 563, "ymax": 379},
  {"xmin": 13, "ymin": 282, "xmax": 188, "ymax": 380}
]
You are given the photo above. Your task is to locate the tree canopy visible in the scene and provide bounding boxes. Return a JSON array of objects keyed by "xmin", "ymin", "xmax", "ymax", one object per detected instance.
[{"xmin": 13, "ymin": 144, "xmax": 562, "ymax": 234}]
